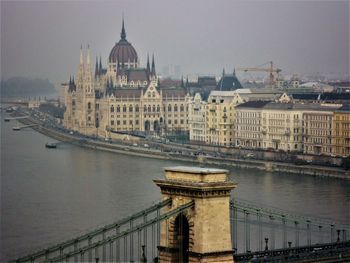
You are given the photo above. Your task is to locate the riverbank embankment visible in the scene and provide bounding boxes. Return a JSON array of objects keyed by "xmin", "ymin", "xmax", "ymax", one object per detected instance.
[{"xmin": 17, "ymin": 116, "xmax": 350, "ymax": 180}]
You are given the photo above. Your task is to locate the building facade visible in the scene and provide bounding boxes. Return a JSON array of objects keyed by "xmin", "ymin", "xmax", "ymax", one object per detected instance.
[
  {"xmin": 303, "ymin": 106, "xmax": 341, "ymax": 155},
  {"xmin": 333, "ymin": 104, "xmax": 350, "ymax": 157},
  {"xmin": 262, "ymin": 103, "xmax": 303, "ymax": 152},
  {"xmin": 188, "ymin": 93, "xmax": 206, "ymax": 143},
  {"xmin": 63, "ymin": 20, "xmax": 189, "ymax": 138}
]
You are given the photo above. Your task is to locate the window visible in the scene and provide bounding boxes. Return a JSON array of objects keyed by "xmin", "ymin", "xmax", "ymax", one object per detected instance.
[
  {"xmin": 136, "ymin": 120, "xmax": 139, "ymax": 125},
  {"xmin": 152, "ymin": 105, "xmax": 156, "ymax": 112},
  {"xmin": 168, "ymin": 105, "xmax": 172, "ymax": 111},
  {"xmin": 148, "ymin": 105, "xmax": 151, "ymax": 112},
  {"xmin": 123, "ymin": 120, "xmax": 126, "ymax": 125},
  {"xmin": 129, "ymin": 105, "xmax": 133, "ymax": 112},
  {"xmin": 123, "ymin": 105, "xmax": 127, "ymax": 112},
  {"xmin": 110, "ymin": 105, "xmax": 115, "ymax": 113},
  {"xmin": 144, "ymin": 105, "xmax": 147, "ymax": 112},
  {"xmin": 129, "ymin": 120, "xmax": 133, "ymax": 125},
  {"xmin": 117, "ymin": 120, "xmax": 120, "ymax": 125},
  {"xmin": 116, "ymin": 105, "xmax": 120, "ymax": 112},
  {"xmin": 88, "ymin": 102, "xmax": 91, "ymax": 110},
  {"xmin": 168, "ymin": 120, "xmax": 172, "ymax": 124},
  {"xmin": 174, "ymin": 104, "xmax": 178, "ymax": 112},
  {"xmin": 180, "ymin": 104, "xmax": 184, "ymax": 112},
  {"xmin": 135, "ymin": 105, "xmax": 139, "ymax": 112},
  {"xmin": 157, "ymin": 105, "xmax": 160, "ymax": 112},
  {"xmin": 111, "ymin": 120, "xmax": 115, "ymax": 125}
]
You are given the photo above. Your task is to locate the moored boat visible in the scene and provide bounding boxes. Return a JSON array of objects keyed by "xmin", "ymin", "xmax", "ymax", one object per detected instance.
[{"xmin": 45, "ymin": 142, "xmax": 57, "ymax": 148}]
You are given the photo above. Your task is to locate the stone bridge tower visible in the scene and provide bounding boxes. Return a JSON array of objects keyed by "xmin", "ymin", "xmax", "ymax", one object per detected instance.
[{"xmin": 154, "ymin": 166, "xmax": 237, "ymax": 263}]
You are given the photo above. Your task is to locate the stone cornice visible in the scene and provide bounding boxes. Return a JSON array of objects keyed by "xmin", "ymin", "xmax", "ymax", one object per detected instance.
[{"xmin": 154, "ymin": 179, "xmax": 236, "ymax": 198}]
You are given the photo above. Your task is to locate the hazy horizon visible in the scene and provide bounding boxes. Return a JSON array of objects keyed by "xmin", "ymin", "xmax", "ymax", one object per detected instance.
[{"xmin": 1, "ymin": 0, "xmax": 349, "ymax": 87}]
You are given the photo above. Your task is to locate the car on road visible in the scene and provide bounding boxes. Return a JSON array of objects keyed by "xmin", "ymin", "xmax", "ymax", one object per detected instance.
[{"xmin": 245, "ymin": 153, "xmax": 255, "ymax": 158}]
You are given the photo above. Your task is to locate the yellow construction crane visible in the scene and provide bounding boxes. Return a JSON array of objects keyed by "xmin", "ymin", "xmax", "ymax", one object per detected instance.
[{"xmin": 236, "ymin": 61, "xmax": 282, "ymax": 86}]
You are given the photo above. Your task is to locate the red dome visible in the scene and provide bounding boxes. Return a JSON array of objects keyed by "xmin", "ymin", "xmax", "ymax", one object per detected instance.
[
  {"xmin": 109, "ymin": 19, "xmax": 138, "ymax": 64},
  {"xmin": 109, "ymin": 39, "xmax": 138, "ymax": 64}
]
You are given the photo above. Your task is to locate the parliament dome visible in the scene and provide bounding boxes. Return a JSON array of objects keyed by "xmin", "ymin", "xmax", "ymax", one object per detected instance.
[{"xmin": 109, "ymin": 20, "xmax": 138, "ymax": 64}]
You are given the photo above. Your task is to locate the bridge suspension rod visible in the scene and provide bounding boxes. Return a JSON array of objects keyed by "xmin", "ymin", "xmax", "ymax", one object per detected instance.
[
  {"xmin": 231, "ymin": 200, "xmax": 350, "ymax": 230},
  {"xmin": 44, "ymin": 201, "xmax": 194, "ymax": 263},
  {"xmin": 13, "ymin": 198, "xmax": 172, "ymax": 263}
]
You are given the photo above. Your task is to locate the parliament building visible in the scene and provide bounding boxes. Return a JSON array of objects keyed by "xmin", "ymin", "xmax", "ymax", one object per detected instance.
[{"xmin": 63, "ymin": 20, "xmax": 190, "ymax": 138}]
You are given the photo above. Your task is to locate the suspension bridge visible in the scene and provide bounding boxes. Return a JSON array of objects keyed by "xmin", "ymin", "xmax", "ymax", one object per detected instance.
[{"xmin": 11, "ymin": 167, "xmax": 350, "ymax": 263}]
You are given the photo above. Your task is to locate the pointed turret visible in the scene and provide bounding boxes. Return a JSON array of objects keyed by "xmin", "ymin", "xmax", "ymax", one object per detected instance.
[
  {"xmin": 95, "ymin": 57, "xmax": 99, "ymax": 77},
  {"xmin": 86, "ymin": 44, "xmax": 91, "ymax": 65},
  {"xmin": 233, "ymin": 68, "xmax": 236, "ymax": 76},
  {"xmin": 99, "ymin": 56, "xmax": 102, "ymax": 73},
  {"xmin": 79, "ymin": 45, "xmax": 84, "ymax": 66},
  {"xmin": 121, "ymin": 18, "xmax": 126, "ymax": 40},
  {"xmin": 69, "ymin": 75, "xmax": 72, "ymax": 85},
  {"xmin": 151, "ymin": 54, "xmax": 156, "ymax": 76},
  {"xmin": 181, "ymin": 75, "xmax": 184, "ymax": 88},
  {"xmin": 222, "ymin": 68, "xmax": 225, "ymax": 77},
  {"xmin": 146, "ymin": 54, "xmax": 150, "ymax": 74}
]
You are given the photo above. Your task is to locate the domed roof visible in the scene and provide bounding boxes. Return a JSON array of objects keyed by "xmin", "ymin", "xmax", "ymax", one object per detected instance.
[{"xmin": 109, "ymin": 20, "xmax": 138, "ymax": 64}]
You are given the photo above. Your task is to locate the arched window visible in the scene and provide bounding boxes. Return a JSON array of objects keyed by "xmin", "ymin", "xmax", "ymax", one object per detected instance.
[
  {"xmin": 136, "ymin": 105, "xmax": 139, "ymax": 112},
  {"xmin": 168, "ymin": 105, "xmax": 172, "ymax": 112},
  {"xmin": 144, "ymin": 105, "xmax": 147, "ymax": 112},
  {"xmin": 148, "ymin": 105, "xmax": 151, "ymax": 112},
  {"xmin": 157, "ymin": 105, "xmax": 160, "ymax": 112},
  {"xmin": 110, "ymin": 105, "xmax": 114, "ymax": 113},
  {"xmin": 72, "ymin": 100, "xmax": 75, "ymax": 106},
  {"xmin": 174, "ymin": 104, "xmax": 178, "ymax": 112},
  {"xmin": 123, "ymin": 105, "xmax": 127, "ymax": 112},
  {"xmin": 116, "ymin": 105, "xmax": 120, "ymax": 112},
  {"xmin": 88, "ymin": 102, "xmax": 91, "ymax": 110},
  {"xmin": 180, "ymin": 104, "xmax": 184, "ymax": 112},
  {"xmin": 152, "ymin": 91, "xmax": 156, "ymax": 97},
  {"xmin": 129, "ymin": 105, "xmax": 133, "ymax": 112},
  {"xmin": 152, "ymin": 105, "xmax": 156, "ymax": 112}
]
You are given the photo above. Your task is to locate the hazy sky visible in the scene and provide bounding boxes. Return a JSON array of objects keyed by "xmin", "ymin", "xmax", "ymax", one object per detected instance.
[{"xmin": 1, "ymin": 0, "xmax": 349, "ymax": 86}]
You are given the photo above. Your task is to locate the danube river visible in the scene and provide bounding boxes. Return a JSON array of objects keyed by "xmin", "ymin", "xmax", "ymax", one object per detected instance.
[{"xmin": 1, "ymin": 113, "xmax": 350, "ymax": 261}]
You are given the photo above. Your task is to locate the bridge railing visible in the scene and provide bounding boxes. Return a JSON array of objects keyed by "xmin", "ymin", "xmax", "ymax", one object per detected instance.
[{"xmin": 230, "ymin": 198, "xmax": 350, "ymax": 254}]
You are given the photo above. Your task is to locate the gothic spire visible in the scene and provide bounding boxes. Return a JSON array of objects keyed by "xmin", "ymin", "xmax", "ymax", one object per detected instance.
[
  {"xmin": 121, "ymin": 17, "xmax": 126, "ymax": 40},
  {"xmin": 86, "ymin": 44, "xmax": 91, "ymax": 65},
  {"xmin": 99, "ymin": 56, "xmax": 102, "ymax": 73},
  {"xmin": 233, "ymin": 68, "xmax": 236, "ymax": 76},
  {"xmin": 181, "ymin": 75, "xmax": 184, "ymax": 88},
  {"xmin": 95, "ymin": 57, "xmax": 99, "ymax": 76},
  {"xmin": 146, "ymin": 54, "xmax": 150, "ymax": 74},
  {"xmin": 222, "ymin": 68, "xmax": 225, "ymax": 77},
  {"xmin": 151, "ymin": 54, "xmax": 156, "ymax": 76},
  {"xmin": 69, "ymin": 75, "xmax": 72, "ymax": 85},
  {"xmin": 79, "ymin": 44, "xmax": 83, "ymax": 65}
]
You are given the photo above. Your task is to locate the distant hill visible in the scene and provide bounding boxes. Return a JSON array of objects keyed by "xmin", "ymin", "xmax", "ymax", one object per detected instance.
[{"xmin": 0, "ymin": 77, "xmax": 56, "ymax": 98}]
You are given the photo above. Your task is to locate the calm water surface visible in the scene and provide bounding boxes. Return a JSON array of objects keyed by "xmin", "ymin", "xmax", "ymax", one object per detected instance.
[{"xmin": 1, "ymin": 113, "xmax": 349, "ymax": 260}]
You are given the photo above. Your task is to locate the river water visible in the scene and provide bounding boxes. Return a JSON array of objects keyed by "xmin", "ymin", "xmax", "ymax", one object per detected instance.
[{"xmin": 1, "ymin": 112, "xmax": 349, "ymax": 261}]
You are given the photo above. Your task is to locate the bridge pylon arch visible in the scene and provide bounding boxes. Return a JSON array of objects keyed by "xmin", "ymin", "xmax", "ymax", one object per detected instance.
[{"xmin": 154, "ymin": 166, "xmax": 237, "ymax": 263}]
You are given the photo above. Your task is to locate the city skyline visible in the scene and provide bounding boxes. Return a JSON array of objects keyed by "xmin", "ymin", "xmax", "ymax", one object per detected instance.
[{"xmin": 1, "ymin": 0, "xmax": 349, "ymax": 87}]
